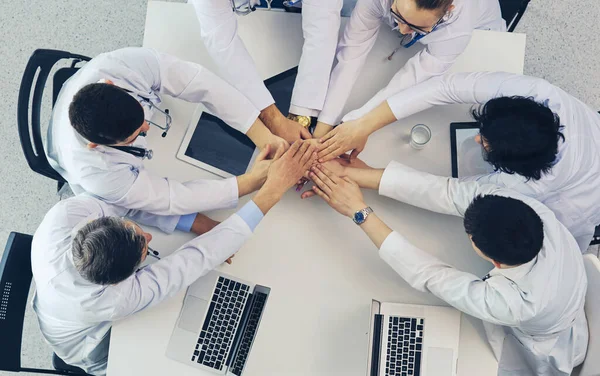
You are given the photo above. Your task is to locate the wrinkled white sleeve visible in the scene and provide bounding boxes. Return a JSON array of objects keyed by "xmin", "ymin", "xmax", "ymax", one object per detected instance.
[
  {"xmin": 318, "ymin": 0, "xmax": 383, "ymax": 125},
  {"xmin": 379, "ymin": 160, "xmax": 501, "ymax": 216},
  {"xmin": 110, "ymin": 213, "xmax": 253, "ymax": 318},
  {"xmin": 290, "ymin": 0, "xmax": 343, "ymax": 116},
  {"xmin": 79, "ymin": 164, "xmax": 239, "ymax": 217},
  {"xmin": 93, "ymin": 197, "xmax": 181, "ymax": 234},
  {"xmin": 379, "ymin": 231, "xmax": 521, "ymax": 326},
  {"xmin": 381, "ymin": 71, "xmax": 560, "ymax": 122},
  {"xmin": 189, "ymin": 0, "xmax": 274, "ymax": 112},
  {"xmin": 110, "ymin": 47, "xmax": 259, "ymax": 133},
  {"xmin": 342, "ymin": 34, "xmax": 472, "ymax": 122}
]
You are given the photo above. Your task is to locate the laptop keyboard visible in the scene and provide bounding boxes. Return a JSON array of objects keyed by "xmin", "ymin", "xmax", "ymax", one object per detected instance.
[
  {"xmin": 230, "ymin": 291, "xmax": 268, "ymax": 375},
  {"xmin": 191, "ymin": 277, "xmax": 250, "ymax": 371},
  {"xmin": 385, "ymin": 317, "xmax": 424, "ymax": 376}
]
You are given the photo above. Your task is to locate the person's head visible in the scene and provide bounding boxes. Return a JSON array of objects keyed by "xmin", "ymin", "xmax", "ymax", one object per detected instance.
[
  {"xmin": 471, "ymin": 96, "xmax": 565, "ymax": 181},
  {"xmin": 391, "ymin": 0, "xmax": 454, "ymax": 35},
  {"xmin": 464, "ymin": 195, "xmax": 544, "ymax": 268},
  {"xmin": 71, "ymin": 217, "xmax": 152, "ymax": 285},
  {"xmin": 68, "ymin": 82, "xmax": 150, "ymax": 146}
]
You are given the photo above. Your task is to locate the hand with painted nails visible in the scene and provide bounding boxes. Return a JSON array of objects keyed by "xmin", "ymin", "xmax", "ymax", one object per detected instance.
[{"xmin": 307, "ymin": 164, "xmax": 367, "ymax": 218}]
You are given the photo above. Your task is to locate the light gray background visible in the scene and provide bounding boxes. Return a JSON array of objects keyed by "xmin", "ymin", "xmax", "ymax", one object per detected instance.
[{"xmin": 0, "ymin": 0, "xmax": 598, "ymax": 374}]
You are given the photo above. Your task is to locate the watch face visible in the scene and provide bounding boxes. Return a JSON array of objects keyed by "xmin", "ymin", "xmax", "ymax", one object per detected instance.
[{"xmin": 354, "ymin": 211, "xmax": 365, "ymax": 223}]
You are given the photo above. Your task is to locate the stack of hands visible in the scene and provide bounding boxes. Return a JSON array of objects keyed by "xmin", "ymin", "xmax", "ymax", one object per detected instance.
[{"xmin": 250, "ymin": 137, "xmax": 372, "ymax": 221}]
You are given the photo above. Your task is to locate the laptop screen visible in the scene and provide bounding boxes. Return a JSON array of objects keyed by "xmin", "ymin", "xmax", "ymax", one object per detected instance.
[{"xmin": 183, "ymin": 67, "xmax": 298, "ymax": 176}]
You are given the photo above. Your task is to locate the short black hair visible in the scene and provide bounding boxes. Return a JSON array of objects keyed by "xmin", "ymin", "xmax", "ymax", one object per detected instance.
[
  {"xmin": 415, "ymin": 0, "xmax": 453, "ymax": 11},
  {"xmin": 72, "ymin": 217, "xmax": 146, "ymax": 285},
  {"xmin": 68, "ymin": 83, "xmax": 144, "ymax": 145},
  {"xmin": 464, "ymin": 195, "xmax": 544, "ymax": 266},
  {"xmin": 472, "ymin": 96, "xmax": 565, "ymax": 181}
]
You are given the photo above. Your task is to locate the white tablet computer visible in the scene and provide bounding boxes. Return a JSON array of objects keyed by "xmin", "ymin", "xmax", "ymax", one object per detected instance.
[
  {"xmin": 450, "ymin": 122, "xmax": 495, "ymax": 178},
  {"xmin": 177, "ymin": 67, "xmax": 298, "ymax": 178}
]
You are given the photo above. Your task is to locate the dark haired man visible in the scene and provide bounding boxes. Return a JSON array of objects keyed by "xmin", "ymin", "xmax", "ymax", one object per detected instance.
[
  {"xmin": 305, "ymin": 161, "xmax": 588, "ymax": 375},
  {"xmin": 311, "ymin": 0, "xmax": 505, "ymax": 139},
  {"xmin": 47, "ymin": 47, "xmax": 287, "ymax": 220},
  {"xmin": 318, "ymin": 71, "xmax": 600, "ymax": 251},
  {"xmin": 33, "ymin": 140, "xmax": 317, "ymax": 375}
]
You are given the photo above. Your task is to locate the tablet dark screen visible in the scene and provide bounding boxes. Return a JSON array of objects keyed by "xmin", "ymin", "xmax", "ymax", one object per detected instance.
[{"xmin": 184, "ymin": 67, "xmax": 298, "ymax": 175}]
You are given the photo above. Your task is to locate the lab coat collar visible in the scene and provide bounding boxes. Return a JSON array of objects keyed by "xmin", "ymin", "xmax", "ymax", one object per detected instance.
[{"xmin": 487, "ymin": 255, "xmax": 538, "ymax": 282}]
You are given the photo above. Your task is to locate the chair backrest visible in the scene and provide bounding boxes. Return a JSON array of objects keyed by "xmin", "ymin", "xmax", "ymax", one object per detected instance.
[
  {"xmin": 498, "ymin": 0, "xmax": 531, "ymax": 32},
  {"xmin": 17, "ymin": 49, "xmax": 91, "ymax": 184},
  {"xmin": 591, "ymin": 226, "xmax": 600, "ymax": 246},
  {"xmin": 580, "ymin": 254, "xmax": 600, "ymax": 376},
  {"xmin": 0, "ymin": 232, "xmax": 33, "ymax": 372}
]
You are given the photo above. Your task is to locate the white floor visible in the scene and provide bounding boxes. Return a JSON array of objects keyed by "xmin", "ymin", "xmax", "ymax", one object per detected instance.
[{"xmin": 0, "ymin": 0, "xmax": 598, "ymax": 375}]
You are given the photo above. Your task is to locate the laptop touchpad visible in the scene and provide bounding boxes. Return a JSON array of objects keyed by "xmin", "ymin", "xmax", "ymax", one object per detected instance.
[
  {"xmin": 425, "ymin": 347, "xmax": 454, "ymax": 376},
  {"xmin": 178, "ymin": 296, "xmax": 208, "ymax": 333}
]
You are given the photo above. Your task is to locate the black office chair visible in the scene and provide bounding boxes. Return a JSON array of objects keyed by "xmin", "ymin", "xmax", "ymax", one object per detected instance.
[
  {"xmin": 0, "ymin": 232, "xmax": 92, "ymax": 375},
  {"xmin": 591, "ymin": 226, "xmax": 600, "ymax": 246},
  {"xmin": 499, "ymin": 0, "xmax": 531, "ymax": 32},
  {"xmin": 17, "ymin": 49, "xmax": 91, "ymax": 191}
]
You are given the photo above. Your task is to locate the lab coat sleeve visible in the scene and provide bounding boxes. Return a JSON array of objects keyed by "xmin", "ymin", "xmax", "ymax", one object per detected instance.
[
  {"xmin": 153, "ymin": 50, "xmax": 260, "ymax": 134},
  {"xmin": 79, "ymin": 163, "xmax": 239, "ymax": 216},
  {"xmin": 290, "ymin": 0, "xmax": 343, "ymax": 115},
  {"xmin": 189, "ymin": 0, "xmax": 274, "ymax": 112},
  {"xmin": 110, "ymin": 213, "xmax": 253, "ymax": 319},
  {"xmin": 342, "ymin": 34, "xmax": 472, "ymax": 122},
  {"xmin": 317, "ymin": 0, "xmax": 383, "ymax": 126},
  {"xmin": 107, "ymin": 47, "xmax": 259, "ymax": 133},
  {"xmin": 93, "ymin": 198, "xmax": 181, "ymax": 234},
  {"xmin": 382, "ymin": 71, "xmax": 560, "ymax": 122},
  {"xmin": 379, "ymin": 160, "xmax": 500, "ymax": 217},
  {"xmin": 379, "ymin": 231, "xmax": 520, "ymax": 326},
  {"xmin": 458, "ymin": 171, "xmax": 540, "ymax": 197}
]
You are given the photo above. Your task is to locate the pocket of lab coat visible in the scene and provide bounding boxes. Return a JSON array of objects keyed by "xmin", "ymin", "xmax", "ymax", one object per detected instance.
[{"xmin": 81, "ymin": 328, "xmax": 111, "ymax": 368}]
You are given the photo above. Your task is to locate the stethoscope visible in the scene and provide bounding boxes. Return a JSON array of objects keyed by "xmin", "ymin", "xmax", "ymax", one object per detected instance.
[
  {"xmin": 110, "ymin": 93, "xmax": 172, "ymax": 160},
  {"xmin": 230, "ymin": 0, "xmax": 300, "ymax": 15},
  {"xmin": 147, "ymin": 246, "xmax": 161, "ymax": 260}
]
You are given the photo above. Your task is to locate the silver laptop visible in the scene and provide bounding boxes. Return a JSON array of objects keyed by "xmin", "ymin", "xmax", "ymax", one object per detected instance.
[
  {"xmin": 166, "ymin": 271, "xmax": 270, "ymax": 375},
  {"xmin": 366, "ymin": 300, "xmax": 461, "ymax": 376}
]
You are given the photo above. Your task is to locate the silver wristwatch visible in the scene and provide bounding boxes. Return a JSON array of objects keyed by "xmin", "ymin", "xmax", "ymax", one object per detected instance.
[{"xmin": 353, "ymin": 207, "xmax": 373, "ymax": 225}]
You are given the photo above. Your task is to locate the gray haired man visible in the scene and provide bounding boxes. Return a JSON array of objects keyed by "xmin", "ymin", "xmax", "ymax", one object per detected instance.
[{"xmin": 32, "ymin": 141, "xmax": 317, "ymax": 375}]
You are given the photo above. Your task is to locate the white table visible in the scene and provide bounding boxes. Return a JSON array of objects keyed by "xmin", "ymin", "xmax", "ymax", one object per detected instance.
[{"xmin": 107, "ymin": 3, "xmax": 526, "ymax": 375}]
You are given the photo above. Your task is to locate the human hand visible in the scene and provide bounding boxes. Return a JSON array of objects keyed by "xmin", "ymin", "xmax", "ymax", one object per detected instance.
[
  {"xmin": 263, "ymin": 140, "xmax": 318, "ymax": 196},
  {"xmin": 294, "ymin": 138, "xmax": 323, "ymax": 191},
  {"xmin": 190, "ymin": 214, "xmax": 221, "ymax": 236},
  {"xmin": 300, "ymin": 158, "xmax": 348, "ymax": 199},
  {"xmin": 248, "ymin": 144, "xmax": 285, "ymax": 189},
  {"xmin": 264, "ymin": 134, "xmax": 289, "ymax": 158},
  {"xmin": 337, "ymin": 154, "xmax": 373, "ymax": 170},
  {"xmin": 317, "ymin": 119, "xmax": 370, "ymax": 162},
  {"xmin": 307, "ymin": 164, "xmax": 367, "ymax": 218},
  {"xmin": 267, "ymin": 116, "xmax": 312, "ymax": 144}
]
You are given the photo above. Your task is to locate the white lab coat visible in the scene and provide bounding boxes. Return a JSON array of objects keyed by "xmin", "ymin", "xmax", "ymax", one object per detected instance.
[
  {"xmin": 31, "ymin": 196, "xmax": 254, "ymax": 375},
  {"xmin": 318, "ymin": 0, "xmax": 506, "ymax": 125},
  {"xmin": 377, "ymin": 161, "xmax": 588, "ymax": 375},
  {"xmin": 47, "ymin": 47, "xmax": 259, "ymax": 215},
  {"xmin": 190, "ymin": 0, "xmax": 343, "ymax": 117},
  {"xmin": 351, "ymin": 71, "xmax": 600, "ymax": 252}
]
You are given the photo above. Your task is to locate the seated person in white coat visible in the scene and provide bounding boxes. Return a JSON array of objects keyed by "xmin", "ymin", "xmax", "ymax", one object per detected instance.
[
  {"xmin": 33, "ymin": 141, "xmax": 318, "ymax": 376},
  {"xmin": 189, "ymin": 0, "xmax": 343, "ymax": 142},
  {"xmin": 317, "ymin": 71, "xmax": 600, "ymax": 251},
  {"xmin": 47, "ymin": 47, "xmax": 287, "ymax": 222},
  {"xmin": 312, "ymin": 0, "xmax": 506, "ymax": 139},
  {"xmin": 305, "ymin": 161, "xmax": 588, "ymax": 376}
]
